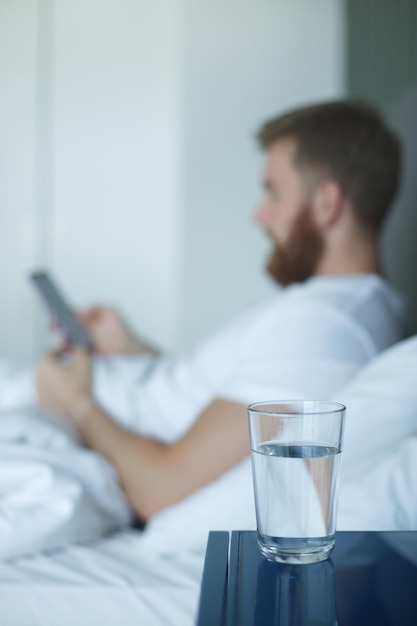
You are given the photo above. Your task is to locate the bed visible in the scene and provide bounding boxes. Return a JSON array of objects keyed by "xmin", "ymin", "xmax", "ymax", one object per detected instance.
[
  {"xmin": 1, "ymin": 335, "xmax": 416, "ymax": 625},
  {"xmin": 0, "ymin": 529, "xmax": 205, "ymax": 626}
]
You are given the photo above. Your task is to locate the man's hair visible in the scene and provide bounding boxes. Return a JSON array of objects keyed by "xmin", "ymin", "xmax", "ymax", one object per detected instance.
[{"xmin": 257, "ymin": 100, "xmax": 401, "ymax": 232}]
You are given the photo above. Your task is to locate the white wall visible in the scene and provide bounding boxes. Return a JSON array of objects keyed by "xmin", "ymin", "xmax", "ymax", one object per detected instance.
[
  {"xmin": 181, "ymin": 0, "xmax": 345, "ymax": 346},
  {"xmin": 0, "ymin": 0, "xmax": 38, "ymax": 360},
  {"xmin": 0, "ymin": 0, "xmax": 345, "ymax": 360},
  {"xmin": 52, "ymin": 0, "xmax": 184, "ymax": 352}
]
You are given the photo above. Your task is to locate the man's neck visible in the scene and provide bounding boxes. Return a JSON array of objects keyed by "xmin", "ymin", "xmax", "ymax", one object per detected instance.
[{"xmin": 314, "ymin": 238, "xmax": 381, "ymax": 278}]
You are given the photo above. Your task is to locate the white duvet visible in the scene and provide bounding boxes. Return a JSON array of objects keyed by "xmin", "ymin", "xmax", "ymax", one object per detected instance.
[
  {"xmin": 0, "ymin": 408, "xmax": 132, "ymax": 560},
  {"xmin": 0, "ymin": 335, "xmax": 417, "ymax": 563}
]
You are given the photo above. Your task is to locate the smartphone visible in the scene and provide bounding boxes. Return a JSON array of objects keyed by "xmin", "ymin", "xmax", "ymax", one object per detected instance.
[{"xmin": 29, "ymin": 270, "xmax": 94, "ymax": 350}]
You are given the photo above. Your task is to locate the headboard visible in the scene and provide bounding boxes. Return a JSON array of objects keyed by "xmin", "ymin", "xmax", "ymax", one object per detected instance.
[{"xmin": 382, "ymin": 83, "xmax": 417, "ymax": 335}]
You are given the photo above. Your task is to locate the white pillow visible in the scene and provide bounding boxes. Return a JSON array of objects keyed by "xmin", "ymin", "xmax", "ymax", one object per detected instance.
[
  {"xmin": 333, "ymin": 334, "xmax": 417, "ymax": 530},
  {"xmin": 140, "ymin": 335, "xmax": 417, "ymax": 551},
  {"xmin": 334, "ymin": 334, "xmax": 417, "ymax": 474}
]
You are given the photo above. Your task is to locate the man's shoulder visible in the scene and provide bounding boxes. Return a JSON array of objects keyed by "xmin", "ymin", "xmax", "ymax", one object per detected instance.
[
  {"xmin": 283, "ymin": 274, "xmax": 404, "ymax": 318},
  {"xmin": 207, "ymin": 273, "xmax": 405, "ymax": 355},
  {"xmin": 243, "ymin": 274, "xmax": 405, "ymax": 337}
]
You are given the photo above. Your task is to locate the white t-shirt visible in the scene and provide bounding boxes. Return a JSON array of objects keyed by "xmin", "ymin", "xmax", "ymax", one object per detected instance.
[{"xmin": 92, "ymin": 273, "xmax": 406, "ymax": 442}]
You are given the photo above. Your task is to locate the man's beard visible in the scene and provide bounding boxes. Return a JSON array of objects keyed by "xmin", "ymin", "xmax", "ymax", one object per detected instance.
[{"xmin": 267, "ymin": 206, "xmax": 324, "ymax": 287}]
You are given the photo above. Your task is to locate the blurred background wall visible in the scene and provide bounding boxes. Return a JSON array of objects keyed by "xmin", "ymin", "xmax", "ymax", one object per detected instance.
[
  {"xmin": 347, "ymin": 0, "xmax": 417, "ymax": 334},
  {"xmin": 0, "ymin": 0, "xmax": 415, "ymax": 361}
]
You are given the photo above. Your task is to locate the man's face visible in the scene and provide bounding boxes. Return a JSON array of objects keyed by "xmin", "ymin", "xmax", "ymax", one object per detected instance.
[{"xmin": 254, "ymin": 139, "xmax": 324, "ymax": 286}]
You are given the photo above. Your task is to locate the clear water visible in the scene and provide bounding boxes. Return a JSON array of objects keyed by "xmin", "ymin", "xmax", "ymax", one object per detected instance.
[{"xmin": 251, "ymin": 442, "xmax": 341, "ymax": 563}]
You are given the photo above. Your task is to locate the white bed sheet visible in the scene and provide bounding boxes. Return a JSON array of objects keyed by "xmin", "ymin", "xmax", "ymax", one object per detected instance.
[{"xmin": 0, "ymin": 529, "xmax": 206, "ymax": 626}]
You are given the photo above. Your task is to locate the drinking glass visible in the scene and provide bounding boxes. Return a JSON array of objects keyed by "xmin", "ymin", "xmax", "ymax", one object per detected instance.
[{"xmin": 248, "ymin": 400, "xmax": 346, "ymax": 564}]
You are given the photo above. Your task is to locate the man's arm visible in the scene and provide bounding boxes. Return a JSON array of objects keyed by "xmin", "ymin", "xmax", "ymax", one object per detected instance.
[
  {"xmin": 73, "ymin": 398, "xmax": 249, "ymax": 520},
  {"xmin": 36, "ymin": 348, "xmax": 250, "ymax": 520}
]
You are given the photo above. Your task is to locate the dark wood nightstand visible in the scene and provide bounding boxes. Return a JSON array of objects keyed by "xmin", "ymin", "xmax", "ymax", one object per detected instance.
[{"xmin": 197, "ymin": 530, "xmax": 417, "ymax": 626}]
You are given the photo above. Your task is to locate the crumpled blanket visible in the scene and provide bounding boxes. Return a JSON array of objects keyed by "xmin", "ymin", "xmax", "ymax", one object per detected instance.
[{"xmin": 0, "ymin": 408, "xmax": 132, "ymax": 560}]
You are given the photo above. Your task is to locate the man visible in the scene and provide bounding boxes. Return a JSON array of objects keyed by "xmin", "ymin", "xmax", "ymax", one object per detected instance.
[{"xmin": 36, "ymin": 100, "xmax": 405, "ymax": 522}]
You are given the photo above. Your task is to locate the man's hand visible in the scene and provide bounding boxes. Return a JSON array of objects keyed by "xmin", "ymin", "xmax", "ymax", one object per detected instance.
[
  {"xmin": 77, "ymin": 306, "xmax": 158, "ymax": 355},
  {"xmin": 36, "ymin": 346, "xmax": 93, "ymax": 421},
  {"xmin": 76, "ymin": 306, "xmax": 137, "ymax": 354}
]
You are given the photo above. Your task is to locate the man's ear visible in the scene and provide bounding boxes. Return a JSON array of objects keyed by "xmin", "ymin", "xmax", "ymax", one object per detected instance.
[{"xmin": 311, "ymin": 179, "xmax": 344, "ymax": 229}]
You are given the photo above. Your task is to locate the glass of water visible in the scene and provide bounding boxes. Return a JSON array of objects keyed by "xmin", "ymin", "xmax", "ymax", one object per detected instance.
[{"xmin": 248, "ymin": 400, "xmax": 346, "ymax": 564}]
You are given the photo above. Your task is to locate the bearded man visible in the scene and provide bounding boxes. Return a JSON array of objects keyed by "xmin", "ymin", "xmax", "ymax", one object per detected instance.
[{"xmin": 35, "ymin": 100, "xmax": 406, "ymax": 522}]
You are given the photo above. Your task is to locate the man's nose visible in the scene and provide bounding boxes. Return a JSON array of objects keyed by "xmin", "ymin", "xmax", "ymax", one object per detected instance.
[{"xmin": 254, "ymin": 201, "xmax": 269, "ymax": 226}]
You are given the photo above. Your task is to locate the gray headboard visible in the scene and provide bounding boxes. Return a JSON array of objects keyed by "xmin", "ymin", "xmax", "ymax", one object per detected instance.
[{"xmin": 382, "ymin": 84, "xmax": 417, "ymax": 335}]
